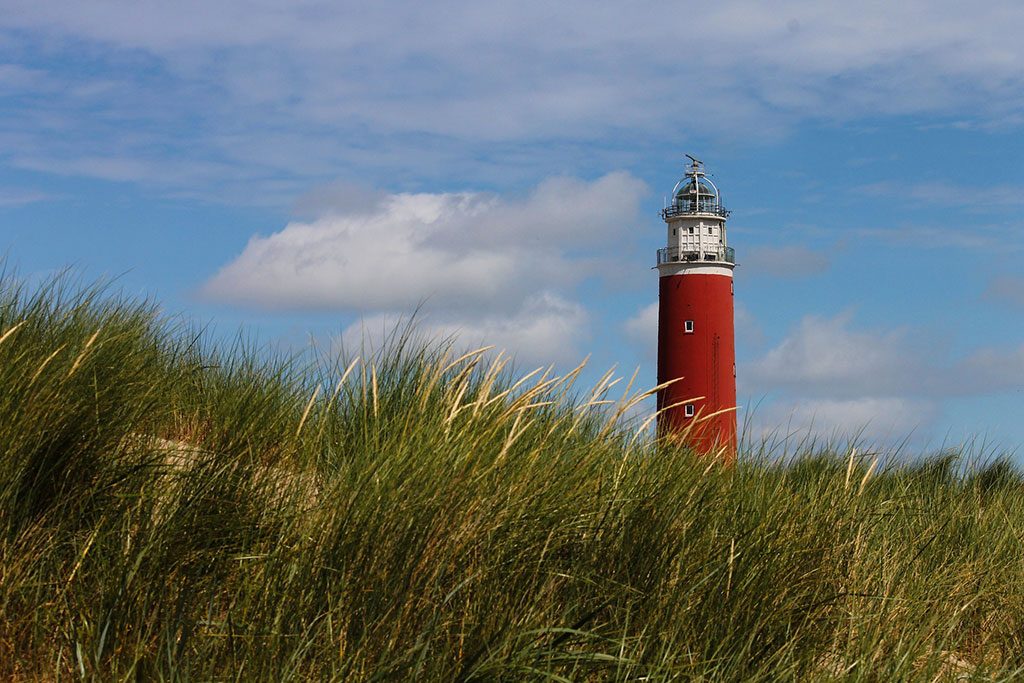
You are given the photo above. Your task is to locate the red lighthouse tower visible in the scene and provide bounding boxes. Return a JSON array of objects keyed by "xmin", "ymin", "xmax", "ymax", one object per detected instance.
[{"xmin": 656, "ymin": 155, "xmax": 737, "ymax": 459}]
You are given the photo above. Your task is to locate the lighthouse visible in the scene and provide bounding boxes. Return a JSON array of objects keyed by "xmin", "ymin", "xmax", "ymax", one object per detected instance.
[{"xmin": 656, "ymin": 155, "xmax": 738, "ymax": 459}]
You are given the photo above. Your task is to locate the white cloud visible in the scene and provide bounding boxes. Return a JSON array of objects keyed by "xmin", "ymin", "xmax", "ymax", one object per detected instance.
[
  {"xmin": 734, "ymin": 302, "xmax": 764, "ymax": 348},
  {"xmin": 623, "ymin": 301, "xmax": 658, "ymax": 361},
  {"xmin": 747, "ymin": 312, "xmax": 1024, "ymax": 399},
  {"xmin": 749, "ymin": 397, "xmax": 940, "ymax": 444},
  {"xmin": 955, "ymin": 344, "xmax": 1024, "ymax": 394},
  {"xmin": 746, "ymin": 313, "xmax": 921, "ymax": 397},
  {"xmin": 339, "ymin": 293, "xmax": 589, "ymax": 368},
  {"xmin": 426, "ymin": 294, "xmax": 590, "ymax": 367},
  {"xmin": 740, "ymin": 311, "xmax": 1024, "ymax": 443},
  {"xmin": 202, "ymin": 172, "xmax": 646, "ymax": 313},
  {"xmin": 740, "ymin": 313, "xmax": 941, "ymax": 441},
  {"xmin": 203, "ymin": 173, "xmax": 640, "ymax": 366}
]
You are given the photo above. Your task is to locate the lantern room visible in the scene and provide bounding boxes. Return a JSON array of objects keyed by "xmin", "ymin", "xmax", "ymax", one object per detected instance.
[{"xmin": 658, "ymin": 156, "xmax": 735, "ymax": 267}]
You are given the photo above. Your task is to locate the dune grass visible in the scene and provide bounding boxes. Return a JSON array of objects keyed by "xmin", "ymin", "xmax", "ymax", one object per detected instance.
[{"xmin": 0, "ymin": 273, "xmax": 1022, "ymax": 681}]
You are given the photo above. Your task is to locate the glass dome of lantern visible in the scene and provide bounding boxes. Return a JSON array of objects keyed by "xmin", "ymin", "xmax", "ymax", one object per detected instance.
[{"xmin": 662, "ymin": 155, "xmax": 730, "ymax": 218}]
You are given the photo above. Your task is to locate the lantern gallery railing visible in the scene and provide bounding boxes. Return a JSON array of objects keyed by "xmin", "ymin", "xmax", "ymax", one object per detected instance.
[
  {"xmin": 661, "ymin": 201, "xmax": 730, "ymax": 219},
  {"xmin": 657, "ymin": 246, "xmax": 736, "ymax": 265}
]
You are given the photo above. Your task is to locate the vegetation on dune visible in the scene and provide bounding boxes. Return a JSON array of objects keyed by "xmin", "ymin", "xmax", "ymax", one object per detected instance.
[{"xmin": 1, "ymin": 272, "xmax": 1023, "ymax": 681}]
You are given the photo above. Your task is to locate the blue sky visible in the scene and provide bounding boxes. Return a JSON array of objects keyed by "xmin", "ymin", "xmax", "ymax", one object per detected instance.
[{"xmin": 1, "ymin": 1, "xmax": 1022, "ymax": 454}]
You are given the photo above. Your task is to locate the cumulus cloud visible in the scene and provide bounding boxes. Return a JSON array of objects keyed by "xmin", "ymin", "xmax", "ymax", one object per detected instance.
[
  {"xmin": 749, "ymin": 312, "xmax": 1024, "ymax": 397},
  {"xmin": 746, "ymin": 313, "xmax": 921, "ymax": 398},
  {"xmin": 340, "ymin": 293, "xmax": 589, "ymax": 367},
  {"xmin": 623, "ymin": 301, "xmax": 658, "ymax": 361},
  {"xmin": 203, "ymin": 173, "xmax": 643, "ymax": 365},
  {"xmin": 203, "ymin": 172, "xmax": 646, "ymax": 313},
  {"xmin": 749, "ymin": 397, "xmax": 940, "ymax": 444},
  {"xmin": 734, "ymin": 302, "xmax": 764, "ymax": 348},
  {"xmin": 741, "ymin": 311, "xmax": 1024, "ymax": 440},
  {"xmin": 741, "ymin": 314, "xmax": 934, "ymax": 440},
  {"xmin": 955, "ymin": 344, "xmax": 1024, "ymax": 395}
]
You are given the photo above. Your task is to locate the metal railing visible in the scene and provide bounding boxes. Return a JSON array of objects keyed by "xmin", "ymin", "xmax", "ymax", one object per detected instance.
[
  {"xmin": 657, "ymin": 246, "xmax": 736, "ymax": 265},
  {"xmin": 661, "ymin": 200, "xmax": 730, "ymax": 219}
]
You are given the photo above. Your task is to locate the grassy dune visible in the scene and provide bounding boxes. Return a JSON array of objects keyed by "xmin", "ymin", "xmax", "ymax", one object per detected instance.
[{"xmin": 1, "ymin": 274, "xmax": 1023, "ymax": 681}]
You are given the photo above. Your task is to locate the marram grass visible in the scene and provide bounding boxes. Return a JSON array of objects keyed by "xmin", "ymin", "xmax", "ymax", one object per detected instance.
[{"xmin": 0, "ymin": 273, "xmax": 1022, "ymax": 681}]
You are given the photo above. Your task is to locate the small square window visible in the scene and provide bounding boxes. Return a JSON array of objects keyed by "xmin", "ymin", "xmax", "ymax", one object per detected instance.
[
  {"xmin": 684, "ymin": 320, "xmax": 694, "ymax": 333},
  {"xmin": 684, "ymin": 404, "xmax": 695, "ymax": 417}
]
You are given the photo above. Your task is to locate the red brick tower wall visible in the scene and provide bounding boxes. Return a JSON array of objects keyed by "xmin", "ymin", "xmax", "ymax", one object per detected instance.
[{"xmin": 657, "ymin": 271, "xmax": 737, "ymax": 458}]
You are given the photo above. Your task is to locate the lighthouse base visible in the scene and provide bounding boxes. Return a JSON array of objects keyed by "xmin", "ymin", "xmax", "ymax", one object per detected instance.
[{"xmin": 657, "ymin": 271, "xmax": 737, "ymax": 460}]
